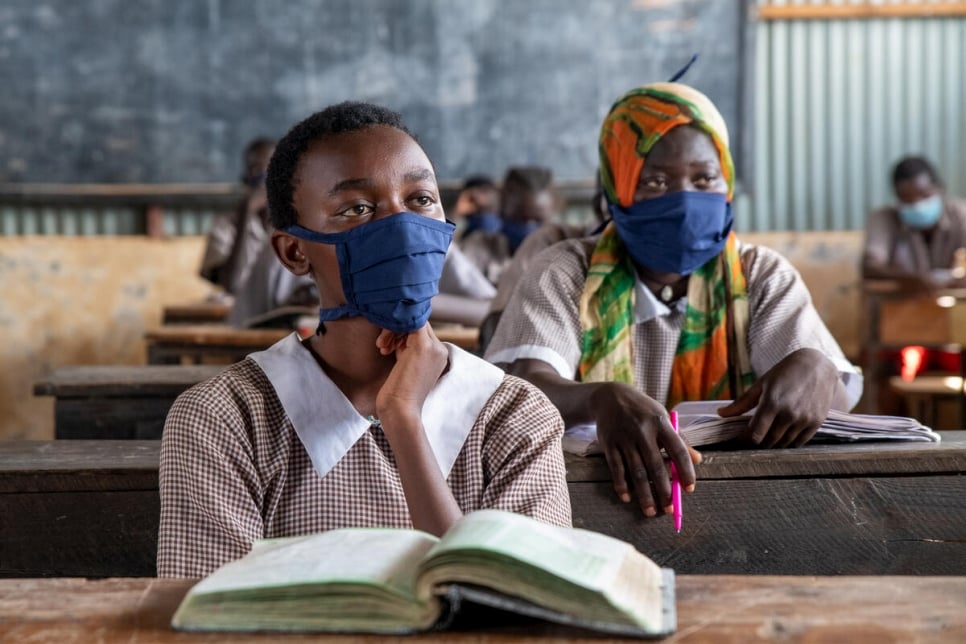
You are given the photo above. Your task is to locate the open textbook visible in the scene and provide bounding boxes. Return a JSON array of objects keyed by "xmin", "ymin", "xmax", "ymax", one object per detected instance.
[
  {"xmin": 563, "ymin": 400, "xmax": 941, "ymax": 456},
  {"xmin": 171, "ymin": 509, "xmax": 675, "ymax": 637}
]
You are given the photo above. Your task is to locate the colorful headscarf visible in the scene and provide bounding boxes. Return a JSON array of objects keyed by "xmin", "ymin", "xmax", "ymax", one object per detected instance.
[{"xmin": 578, "ymin": 82, "xmax": 753, "ymax": 406}]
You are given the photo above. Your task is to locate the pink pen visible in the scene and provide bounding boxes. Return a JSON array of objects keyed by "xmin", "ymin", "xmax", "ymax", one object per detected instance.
[{"xmin": 670, "ymin": 410, "xmax": 683, "ymax": 533}]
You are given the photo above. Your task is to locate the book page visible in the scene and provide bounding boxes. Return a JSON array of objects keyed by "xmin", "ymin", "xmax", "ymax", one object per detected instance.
[
  {"xmin": 188, "ymin": 528, "xmax": 439, "ymax": 598},
  {"xmin": 562, "ymin": 422, "xmax": 600, "ymax": 456},
  {"xmin": 416, "ymin": 510, "xmax": 667, "ymax": 634},
  {"xmin": 673, "ymin": 401, "xmax": 941, "ymax": 444},
  {"xmin": 421, "ymin": 510, "xmax": 629, "ymax": 590}
]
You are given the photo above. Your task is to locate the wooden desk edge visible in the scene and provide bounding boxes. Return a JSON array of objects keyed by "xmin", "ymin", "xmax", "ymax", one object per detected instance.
[
  {"xmin": 32, "ymin": 365, "xmax": 227, "ymax": 396},
  {"xmin": 144, "ymin": 325, "xmax": 290, "ymax": 346},
  {"xmin": 2, "ymin": 435, "xmax": 964, "ymax": 482},
  {"xmin": 1, "ymin": 576, "xmax": 964, "ymax": 642}
]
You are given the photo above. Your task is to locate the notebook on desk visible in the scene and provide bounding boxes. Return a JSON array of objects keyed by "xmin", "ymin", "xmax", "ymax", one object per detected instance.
[{"xmin": 563, "ymin": 400, "xmax": 941, "ymax": 457}]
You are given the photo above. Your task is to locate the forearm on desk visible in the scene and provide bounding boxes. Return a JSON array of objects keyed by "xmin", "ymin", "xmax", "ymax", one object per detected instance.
[{"xmin": 505, "ymin": 358, "xmax": 604, "ymax": 426}]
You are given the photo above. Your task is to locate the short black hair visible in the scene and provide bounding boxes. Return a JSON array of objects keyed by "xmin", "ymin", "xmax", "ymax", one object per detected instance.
[
  {"xmin": 502, "ymin": 165, "xmax": 554, "ymax": 195},
  {"xmin": 462, "ymin": 174, "xmax": 497, "ymax": 191},
  {"xmin": 892, "ymin": 156, "xmax": 943, "ymax": 189},
  {"xmin": 266, "ymin": 102, "xmax": 415, "ymax": 229},
  {"xmin": 243, "ymin": 137, "xmax": 276, "ymax": 162}
]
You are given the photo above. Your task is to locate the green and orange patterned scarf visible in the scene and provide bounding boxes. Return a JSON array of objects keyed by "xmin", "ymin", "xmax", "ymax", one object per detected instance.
[{"xmin": 578, "ymin": 82, "xmax": 753, "ymax": 406}]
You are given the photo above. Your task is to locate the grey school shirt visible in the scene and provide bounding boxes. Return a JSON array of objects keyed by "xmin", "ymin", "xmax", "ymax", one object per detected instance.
[
  {"xmin": 485, "ymin": 237, "xmax": 862, "ymax": 409},
  {"xmin": 863, "ymin": 196, "xmax": 966, "ymax": 275}
]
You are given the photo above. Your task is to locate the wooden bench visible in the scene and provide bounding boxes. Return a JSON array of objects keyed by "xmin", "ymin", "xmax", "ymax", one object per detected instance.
[
  {"xmin": 4, "ymin": 434, "xmax": 964, "ymax": 578},
  {"xmin": 144, "ymin": 325, "xmax": 290, "ymax": 364},
  {"xmin": 861, "ymin": 280, "xmax": 966, "ymax": 414},
  {"xmin": 0, "ymin": 441, "xmax": 159, "ymax": 577},
  {"xmin": 161, "ymin": 301, "xmax": 231, "ymax": 325},
  {"xmin": 34, "ymin": 365, "xmax": 226, "ymax": 439},
  {"xmin": 433, "ymin": 324, "xmax": 480, "ymax": 351},
  {"xmin": 145, "ymin": 325, "xmax": 479, "ymax": 364},
  {"xmin": 891, "ymin": 375, "xmax": 965, "ymax": 430},
  {"xmin": 2, "ymin": 576, "xmax": 964, "ymax": 642}
]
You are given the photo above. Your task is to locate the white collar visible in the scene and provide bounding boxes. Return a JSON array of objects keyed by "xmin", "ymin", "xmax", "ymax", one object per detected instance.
[
  {"xmin": 249, "ymin": 333, "xmax": 504, "ymax": 479},
  {"xmin": 633, "ymin": 276, "xmax": 688, "ymax": 324}
]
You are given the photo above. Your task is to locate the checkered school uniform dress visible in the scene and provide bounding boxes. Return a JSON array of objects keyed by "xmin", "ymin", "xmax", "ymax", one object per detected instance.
[
  {"xmin": 158, "ymin": 338, "xmax": 571, "ymax": 578},
  {"xmin": 486, "ymin": 238, "xmax": 862, "ymax": 408}
]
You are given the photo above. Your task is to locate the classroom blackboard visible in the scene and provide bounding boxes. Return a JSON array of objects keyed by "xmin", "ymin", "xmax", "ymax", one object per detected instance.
[{"xmin": 0, "ymin": 0, "xmax": 750, "ymax": 184}]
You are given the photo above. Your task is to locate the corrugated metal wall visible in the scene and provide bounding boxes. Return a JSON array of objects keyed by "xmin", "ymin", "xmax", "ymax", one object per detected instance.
[
  {"xmin": 750, "ymin": 0, "xmax": 966, "ymax": 231},
  {"xmin": 0, "ymin": 206, "xmax": 216, "ymax": 236}
]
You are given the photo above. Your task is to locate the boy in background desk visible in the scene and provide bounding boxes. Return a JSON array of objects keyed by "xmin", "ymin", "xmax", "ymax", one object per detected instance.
[
  {"xmin": 199, "ymin": 138, "xmax": 277, "ymax": 296},
  {"xmin": 861, "ymin": 156, "xmax": 966, "ymax": 411},
  {"xmin": 863, "ymin": 155, "xmax": 966, "ymax": 292},
  {"xmin": 460, "ymin": 165, "xmax": 561, "ymax": 286},
  {"xmin": 159, "ymin": 101, "xmax": 571, "ymax": 577}
]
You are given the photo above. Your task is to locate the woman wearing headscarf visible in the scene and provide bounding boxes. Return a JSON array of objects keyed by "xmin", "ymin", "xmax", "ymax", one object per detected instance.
[{"xmin": 485, "ymin": 82, "xmax": 861, "ymax": 517}]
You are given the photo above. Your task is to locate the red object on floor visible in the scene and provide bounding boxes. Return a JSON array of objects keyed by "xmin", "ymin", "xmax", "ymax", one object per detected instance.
[{"xmin": 900, "ymin": 346, "xmax": 926, "ymax": 382}]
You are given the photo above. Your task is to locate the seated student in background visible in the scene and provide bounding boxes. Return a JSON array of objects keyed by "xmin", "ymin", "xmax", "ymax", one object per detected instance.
[
  {"xmin": 485, "ymin": 82, "xmax": 861, "ymax": 518},
  {"xmin": 861, "ymin": 156, "xmax": 966, "ymax": 409},
  {"xmin": 461, "ymin": 166, "xmax": 560, "ymax": 285},
  {"xmin": 159, "ymin": 102, "xmax": 571, "ymax": 577},
  {"xmin": 431, "ymin": 242, "xmax": 497, "ymax": 327},
  {"xmin": 225, "ymin": 242, "xmax": 318, "ymax": 327},
  {"xmin": 199, "ymin": 138, "xmax": 277, "ymax": 295},
  {"xmin": 862, "ymin": 155, "xmax": 966, "ymax": 291},
  {"xmin": 478, "ymin": 174, "xmax": 608, "ymax": 352},
  {"xmin": 453, "ymin": 174, "xmax": 501, "ymax": 241}
]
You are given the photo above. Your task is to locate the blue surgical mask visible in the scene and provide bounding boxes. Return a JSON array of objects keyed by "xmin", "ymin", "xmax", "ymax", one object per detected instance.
[
  {"xmin": 462, "ymin": 212, "xmax": 502, "ymax": 238},
  {"xmin": 898, "ymin": 195, "xmax": 943, "ymax": 229},
  {"xmin": 501, "ymin": 219, "xmax": 541, "ymax": 253},
  {"xmin": 609, "ymin": 191, "xmax": 733, "ymax": 275},
  {"xmin": 284, "ymin": 212, "xmax": 455, "ymax": 334}
]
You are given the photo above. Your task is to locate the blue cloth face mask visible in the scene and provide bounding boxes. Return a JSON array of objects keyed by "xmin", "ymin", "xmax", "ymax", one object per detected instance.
[
  {"xmin": 610, "ymin": 191, "xmax": 733, "ymax": 275},
  {"xmin": 501, "ymin": 219, "xmax": 541, "ymax": 253},
  {"xmin": 463, "ymin": 212, "xmax": 502, "ymax": 238},
  {"xmin": 284, "ymin": 212, "xmax": 455, "ymax": 334},
  {"xmin": 898, "ymin": 195, "xmax": 943, "ymax": 229}
]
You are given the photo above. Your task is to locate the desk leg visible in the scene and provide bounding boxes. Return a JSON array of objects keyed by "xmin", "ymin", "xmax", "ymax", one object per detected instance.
[
  {"xmin": 960, "ymin": 347, "xmax": 965, "ymax": 428},
  {"xmin": 146, "ymin": 343, "xmax": 181, "ymax": 365},
  {"xmin": 862, "ymin": 295, "xmax": 882, "ymax": 414}
]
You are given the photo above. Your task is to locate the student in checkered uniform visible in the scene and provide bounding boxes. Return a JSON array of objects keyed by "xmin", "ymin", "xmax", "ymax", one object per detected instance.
[
  {"xmin": 158, "ymin": 102, "xmax": 571, "ymax": 578},
  {"xmin": 486, "ymin": 82, "xmax": 861, "ymax": 521}
]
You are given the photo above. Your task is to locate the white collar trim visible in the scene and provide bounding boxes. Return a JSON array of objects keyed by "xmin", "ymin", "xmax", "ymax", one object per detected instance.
[
  {"xmin": 633, "ymin": 275, "xmax": 687, "ymax": 323},
  {"xmin": 249, "ymin": 333, "xmax": 504, "ymax": 479}
]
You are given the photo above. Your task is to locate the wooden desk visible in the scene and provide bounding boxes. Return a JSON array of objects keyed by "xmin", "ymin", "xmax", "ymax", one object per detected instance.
[
  {"xmin": 568, "ymin": 434, "xmax": 966, "ymax": 575},
  {"xmin": 161, "ymin": 301, "xmax": 231, "ymax": 325},
  {"xmin": 434, "ymin": 324, "xmax": 480, "ymax": 351},
  {"xmin": 34, "ymin": 365, "xmax": 226, "ymax": 439},
  {"xmin": 2, "ymin": 576, "xmax": 964, "ymax": 642},
  {"xmin": 861, "ymin": 280, "xmax": 966, "ymax": 415},
  {"xmin": 0, "ymin": 441, "xmax": 160, "ymax": 577},
  {"xmin": 144, "ymin": 325, "xmax": 290, "ymax": 364},
  {"xmin": 890, "ymin": 375, "xmax": 965, "ymax": 429},
  {"xmin": 4, "ymin": 435, "xmax": 964, "ymax": 578},
  {"xmin": 147, "ymin": 324, "xmax": 478, "ymax": 364}
]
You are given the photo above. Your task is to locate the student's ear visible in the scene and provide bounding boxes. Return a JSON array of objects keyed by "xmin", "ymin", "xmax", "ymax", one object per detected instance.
[{"xmin": 271, "ymin": 230, "xmax": 312, "ymax": 276}]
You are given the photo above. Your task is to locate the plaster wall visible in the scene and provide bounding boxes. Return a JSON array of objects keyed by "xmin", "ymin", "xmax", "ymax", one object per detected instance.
[
  {"xmin": 0, "ymin": 231, "xmax": 864, "ymax": 440},
  {"xmin": 0, "ymin": 236, "xmax": 213, "ymax": 439}
]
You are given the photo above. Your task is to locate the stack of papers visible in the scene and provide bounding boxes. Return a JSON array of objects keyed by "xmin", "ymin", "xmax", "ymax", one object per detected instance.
[{"xmin": 563, "ymin": 400, "xmax": 940, "ymax": 457}]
